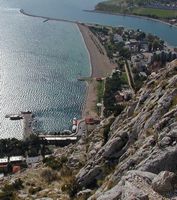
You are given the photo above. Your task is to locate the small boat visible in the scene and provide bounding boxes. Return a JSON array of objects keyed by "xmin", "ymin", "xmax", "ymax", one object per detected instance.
[
  {"xmin": 21, "ymin": 111, "xmax": 32, "ymax": 114},
  {"xmin": 10, "ymin": 115, "xmax": 23, "ymax": 120}
]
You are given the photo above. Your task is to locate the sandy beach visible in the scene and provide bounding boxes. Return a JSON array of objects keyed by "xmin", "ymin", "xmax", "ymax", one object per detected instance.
[{"xmin": 78, "ymin": 24, "xmax": 115, "ymax": 118}]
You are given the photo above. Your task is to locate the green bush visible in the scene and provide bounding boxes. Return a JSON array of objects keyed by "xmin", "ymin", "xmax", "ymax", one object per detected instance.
[
  {"xmin": 43, "ymin": 156, "xmax": 68, "ymax": 170},
  {"xmin": 41, "ymin": 168, "xmax": 58, "ymax": 183},
  {"xmin": 61, "ymin": 176, "xmax": 78, "ymax": 198},
  {"xmin": 0, "ymin": 179, "xmax": 23, "ymax": 200},
  {"xmin": 43, "ymin": 156, "xmax": 62, "ymax": 170},
  {"xmin": 29, "ymin": 186, "xmax": 42, "ymax": 195}
]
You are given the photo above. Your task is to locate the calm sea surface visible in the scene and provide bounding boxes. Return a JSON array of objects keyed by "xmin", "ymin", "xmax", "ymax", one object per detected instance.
[{"xmin": 0, "ymin": 0, "xmax": 176, "ymax": 138}]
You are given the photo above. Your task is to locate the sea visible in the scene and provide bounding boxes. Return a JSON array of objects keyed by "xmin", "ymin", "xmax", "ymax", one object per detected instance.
[{"xmin": 0, "ymin": 0, "xmax": 177, "ymax": 138}]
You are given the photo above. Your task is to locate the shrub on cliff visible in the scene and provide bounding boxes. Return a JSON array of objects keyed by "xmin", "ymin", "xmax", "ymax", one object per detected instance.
[{"xmin": 41, "ymin": 168, "xmax": 58, "ymax": 183}]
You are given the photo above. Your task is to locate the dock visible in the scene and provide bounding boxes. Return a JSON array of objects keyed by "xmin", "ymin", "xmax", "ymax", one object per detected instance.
[
  {"xmin": 21, "ymin": 111, "xmax": 33, "ymax": 140},
  {"xmin": 5, "ymin": 111, "xmax": 34, "ymax": 140}
]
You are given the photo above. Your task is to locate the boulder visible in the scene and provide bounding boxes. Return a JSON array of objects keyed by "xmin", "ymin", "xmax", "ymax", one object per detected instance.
[
  {"xmin": 125, "ymin": 170, "xmax": 156, "ymax": 183},
  {"xmin": 77, "ymin": 189, "xmax": 92, "ymax": 199},
  {"xmin": 152, "ymin": 171, "xmax": 177, "ymax": 194},
  {"xmin": 159, "ymin": 136, "xmax": 172, "ymax": 147},
  {"xmin": 137, "ymin": 146, "xmax": 177, "ymax": 174},
  {"xmin": 121, "ymin": 181, "xmax": 149, "ymax": 200},
  {"xmin": 96, "ymin": 184, "xmax": 122, "ymax": 200},
  {"xmin": 77, "ymin": 165, "xmax": 103, "ymax": 188}
]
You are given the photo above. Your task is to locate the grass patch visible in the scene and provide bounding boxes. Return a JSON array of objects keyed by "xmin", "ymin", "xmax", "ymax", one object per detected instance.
[
  {"xmin": 170, "ymin": 94, "xmax": 177, "ymax": 109},
  {"xmin": 97, "ymin": 80, "xmax": 105, "ymax": 103},
  {"xmin": 120, "ymin": 72, "xmax": 128, "ymax": 84},
  {"xmin": 132, "ymin": 7, "xmax": 177, "ymax": 18}
]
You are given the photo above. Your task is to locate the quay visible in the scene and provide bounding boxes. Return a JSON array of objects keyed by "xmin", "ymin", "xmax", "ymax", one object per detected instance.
[
  {"xmin": 21, "ymin": 111, "xmax": 33, "ymax": 140},
  {"xmin": 5, "ymin": 111, "xmax": 34, "ymax": 140},
  {"xmin": 38, "ymin": 135, "xmax": 78, "ymax": 146}
]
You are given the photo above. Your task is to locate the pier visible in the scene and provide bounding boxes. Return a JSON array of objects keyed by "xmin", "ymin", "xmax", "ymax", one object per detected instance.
[
  {"xmin": 6, "ymin": 111, "xmax": 34, "ymax": 140},
  {"xmin": 20, "ymin": 9, "xmax": 79, "ymax": 24},
  {"xmin": 21, "ymin": 111, "xmax": 33, "ymax": 140},
  {"xmin": 5, "ymin": 111, "xmax": 33, "ymax": 140},
  {"xmin": 38, "ymin": 135, "xmax": 78, "ymax": 146}
]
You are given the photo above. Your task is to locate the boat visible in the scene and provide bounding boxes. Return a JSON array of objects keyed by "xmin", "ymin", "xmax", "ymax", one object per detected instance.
[
  {"xmin": 21, "ymin": 111, "xmax": 32, "ymax": 114},
  {"xmin": 10, "ymin": 115, "xmax": 23, "ymax": 120}
]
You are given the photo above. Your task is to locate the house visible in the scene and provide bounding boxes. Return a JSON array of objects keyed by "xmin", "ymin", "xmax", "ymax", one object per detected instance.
[
  {"xmin": 131, "ymin": 54, "xmax": 148, "ymax": 72},
  {"xmin": 12, "ymin": 166, "xmax": 21, "ymax": 174},
  {"xmin": 0, "ymin": 173, "xmax": 4, "ymax": 179},
  {"xmin": 129, "ymin": 39, "xmax": 139, "ymax": 46},
  {"xmin": 140, "ymin": 41, "xmax": 149, "ymax": 52},
  {"xmin": 0, "ymin": 158, "xmax": 8, "ymax": 164},
  {"xmin": 26, "ymin": 156, "xmax": 43, "ymax": 166},
  {"xmin": 0, "ymin": 158, "xmax": 8, "ymax": 174},
  {"xmin": 113, "ymin": 34, "xmax": 123, "ymax": 43},
  {"xmin": 10, "ymin": 156, "xmax": 25, "ymax": 163},
  {"xmin": 85, "ymin": 117, "xmax": 94, "ymax": 125}
]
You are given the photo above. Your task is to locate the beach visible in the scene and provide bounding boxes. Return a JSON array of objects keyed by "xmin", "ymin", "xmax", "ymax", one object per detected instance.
[{"xmin": 77, "ymin": 24, "xmax": 115, "ymax": 118}]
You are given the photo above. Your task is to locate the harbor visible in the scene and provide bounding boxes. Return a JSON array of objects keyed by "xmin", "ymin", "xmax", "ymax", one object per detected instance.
[{"xmin": 5, "ymin": 111, "xmax": 34, "ymax": 140}]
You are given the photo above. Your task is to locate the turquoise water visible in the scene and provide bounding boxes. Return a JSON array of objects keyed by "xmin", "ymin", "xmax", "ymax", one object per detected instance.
[{"xmin": 0, "ymin": 0, "xmax": 176, "ymax": 138}]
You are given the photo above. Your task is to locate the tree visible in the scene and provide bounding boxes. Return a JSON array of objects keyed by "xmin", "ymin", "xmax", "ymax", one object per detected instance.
[
  {"xmin": 152, "ymin": 40, "xmax": 160, "ymax": 51},
  {"xmin": 119, "ymin": 47, "xmax": 131, "ymax": 59},
  {"xmin": 148, "ymin": 42, "xmax": 152, "ymax": 52}
]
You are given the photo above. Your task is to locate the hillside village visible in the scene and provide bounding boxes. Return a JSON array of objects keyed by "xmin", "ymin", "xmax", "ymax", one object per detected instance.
[{"xmin": 88, "ymin": 25, "xmax": 177, "ymax": 117}]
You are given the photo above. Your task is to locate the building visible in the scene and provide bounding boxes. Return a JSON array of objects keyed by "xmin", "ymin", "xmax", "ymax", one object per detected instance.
[
  {"xmin": 26, "ymin": 156, "xmax": 43, "ymax": 166},
  {"xmin": 113, "ymin": 34, "xmax": 123, "ymax": 43},
  {"xmin": 10, "ymin": 156, "xmax": 25, "ymax": 164},
  {"xmin": 0, "ymin": 158, "xmax": 8, "ymax": 174}
]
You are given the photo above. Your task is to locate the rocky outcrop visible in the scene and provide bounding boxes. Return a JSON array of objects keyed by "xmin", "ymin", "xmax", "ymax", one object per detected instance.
[
  {"xmin": 1, "ymin": 61, "xmax": 177, "ymax": 200},
  {"xmin": 152, "ymin": 171, "xmax": 177, "ymax": 194},
  {"xmin": 76, "ymin": 60, "xmax": 177, "ymax": 199}
]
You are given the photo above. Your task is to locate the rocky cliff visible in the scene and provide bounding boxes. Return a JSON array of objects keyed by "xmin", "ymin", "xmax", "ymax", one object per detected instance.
[
  {"xmin": 1, "ymin": 60, "xmax": 177, "ymax": 200},
  {"xmin": 76, "ymin": 59, "xmax": 177, "ymax": 199}
]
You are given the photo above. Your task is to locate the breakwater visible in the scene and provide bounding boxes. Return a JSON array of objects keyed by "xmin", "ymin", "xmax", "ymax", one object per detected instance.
[{"xmin": 20, "ymin": 9, "xmax": 79, "ymax": 24}]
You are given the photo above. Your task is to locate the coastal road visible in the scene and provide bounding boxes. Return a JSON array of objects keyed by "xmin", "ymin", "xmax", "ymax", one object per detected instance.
[{"xmin": 124, "ymin": 61, "xmax": 135, "ymax": 91}]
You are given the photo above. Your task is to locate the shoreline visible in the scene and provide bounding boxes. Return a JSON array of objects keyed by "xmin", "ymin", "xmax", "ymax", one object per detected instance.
[
  {"xmin": 20, "ymin": 8, "xmax": 115, "ymax": 119},
  {"xmin": 84, "ymin": 9, "xmax": 177, "ymax": 29},
  {"xmin": 77, "ymin": 23, "xmax": 115, "ymax": 118},
  {"xmin": 19, "ymin": 8, "xmax": 175, "ymax": 119}
]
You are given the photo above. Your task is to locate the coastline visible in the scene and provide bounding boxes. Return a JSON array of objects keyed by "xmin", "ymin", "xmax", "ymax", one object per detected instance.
[
  {"xmin": 84, "ymin": 9, "xmax": 177, "ymax": 29},
  {"xmin": 20, "ymin": 8, "xmax": 175, "ymax": 120},
  {"xmin": 77, "ymin": 23, "xmax": 115, "ymax": 118},
  {"xmin": 20, "ymin": 8, "xmax": 115, "ymax": 119}
]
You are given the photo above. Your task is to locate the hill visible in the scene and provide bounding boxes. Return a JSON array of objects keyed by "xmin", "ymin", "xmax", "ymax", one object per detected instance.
[{"xmin": 95, "ymin": 0, "xmax": 177, "ymax": 23}]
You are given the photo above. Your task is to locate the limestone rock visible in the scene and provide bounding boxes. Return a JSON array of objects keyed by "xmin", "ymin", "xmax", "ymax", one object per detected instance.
[
  {"xmin": 96, "ymin": 183, "xmax": 122, "ymax": 200},
  {"xmin": 159, "ymin": 136, "xmax": 172, "ymax": 147},
  {"xmin": 121, "ymin": 181, "xmax": 149, "ymax": 200},
  {"xmin": 77, "ymin": 189, "xmax": 92, "ymax": 199},
  {"xmin": 152, "ymin": 171, "xmax": 177, "ymax": 194}
]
